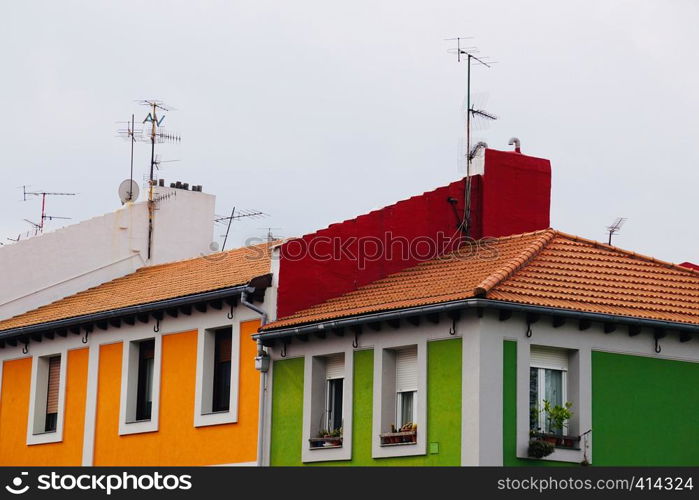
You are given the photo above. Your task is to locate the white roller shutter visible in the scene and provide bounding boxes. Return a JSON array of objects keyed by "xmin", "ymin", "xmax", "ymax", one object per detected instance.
[
  {"xmin": 530, "ymin": 346, "xmax": 569, "ymax": 371},
  {"xmin": 395, "ymin": 346, "xmax": 417, "ymax": 392},
  {"xmin": 325, "ymin": 354, "xmax": 345, "ymax": 380}
]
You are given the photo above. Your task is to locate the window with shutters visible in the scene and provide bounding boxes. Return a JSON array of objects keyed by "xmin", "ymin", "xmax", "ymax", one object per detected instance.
[
  {"xmin": 45, "ymin": 356, "xmax": 61, "ymax": 432},
  {"xmin": 372, "ymin": 341, "xmax": 426, "ymax": 458},
  {"xmin": 530, "ymin": 346, "xmax": 569, "ymax": 435},
  {"xmin": 28, "ymin": 352, "xmax": 66, "ymax": 444},
  {"xmin": 395, "ymin": 346, "xmax": 417, "ymax": 430},
  {"xmin": 194, "ymin": 325, "xmax": 239, "ymax": 427},
  {"xmin": 302, "ymin": 350, "xmax": 353, "ymax": 462}
]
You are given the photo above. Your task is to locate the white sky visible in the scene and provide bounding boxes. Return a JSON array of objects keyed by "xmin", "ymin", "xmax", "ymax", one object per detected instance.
[{"xmin": 1, "ymin": 1, "xmax": 698, "ymax": 262}]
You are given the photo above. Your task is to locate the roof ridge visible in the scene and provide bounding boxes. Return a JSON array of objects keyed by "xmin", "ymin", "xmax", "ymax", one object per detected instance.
[
  {"xmin": 553, "ymin": 231, "xmax": 699, "ymax": 277},
  {"xmin": 139, "ymin": 240, "xmax": 275, "ymax": 272},
  {"xmin": 473, "ymin": 229, "xmax": 557, "ymax": 297}
]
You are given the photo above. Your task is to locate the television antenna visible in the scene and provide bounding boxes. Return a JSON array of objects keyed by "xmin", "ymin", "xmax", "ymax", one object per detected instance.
[
  {"xmin": 21, "ymin": 186, "xmax": 76, "ymax": 233},
  {"xmin": 446, "ymin": 37, "xmax": 497, "ymax": 236},
  {"xmin": 116, "ymin": 114, "xmax": 143, "ymax": 202},
  {"xmin": 136, "ymin": 99, "xmax": 181, "ymax": 260},
  {"xmin": 607, "ymin": 217, "xmax": 627, "ymax": 245},
  {"xmin": 215, "ymin": 208, "xmax": 268, "ymax": 251}
]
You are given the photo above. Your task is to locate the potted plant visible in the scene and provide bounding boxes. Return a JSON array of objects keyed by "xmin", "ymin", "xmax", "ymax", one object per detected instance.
[
  {"xmin": 543, "ymin": 400, "xmax": 573, "ymax": 445},
  {"xmin": 325, "ymin": 427, "xmax": 343, "ymax": 447},
  {"xmin": 310, "ymin": 427, "xmax": 343, "ymax": 448},
  {"xmin": 528, "ymin": 438, "xmax": 555, "ymax": 459},
  {"xmin": 400, "ymin": 422, "xmax": 417, "ymax": 443}
]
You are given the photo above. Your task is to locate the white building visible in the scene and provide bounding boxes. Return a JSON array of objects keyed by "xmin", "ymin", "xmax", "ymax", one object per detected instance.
[{"xmin": 0, "ymin": 184, "xmax": 215, "ymax": 320}]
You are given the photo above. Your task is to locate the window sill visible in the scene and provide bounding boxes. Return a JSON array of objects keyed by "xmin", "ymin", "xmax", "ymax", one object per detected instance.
[
  {"xmin": 31, "ymin": 430, "xmax": 57, "ymax": 436},
  {"xmin": 309, "ymin": 437, "xmax": 343, "ymax": 449},
  {"xmin": 379, "ymin": 430, "xmax": 417, "ymax": 446},
  {"xmin": 201, "ymin": 410, "xmax": 230, "ymax": 416},
  {"xmin": 194, "ymin": 408, "xmax": 238, "ymax": 428},
  {"xmin": 27, "ymin": 430, "xmax": 63, "ymax": 446},
  {"xmin": 531, "ymin": 432, "xmax": 580, "ymax": 450},
  {"xmin": 119, "ymin": 418, "xmax": 158, "ymax": 436}
]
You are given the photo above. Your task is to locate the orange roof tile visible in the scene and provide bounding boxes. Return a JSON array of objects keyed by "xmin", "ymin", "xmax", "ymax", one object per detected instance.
[
  {"xmin": 0, "ymin": 243, "xmax": 274, "ymax": 332},
  {"xmin": 262, "ymin": 229, "xmax": 699, "ymax": 330}
]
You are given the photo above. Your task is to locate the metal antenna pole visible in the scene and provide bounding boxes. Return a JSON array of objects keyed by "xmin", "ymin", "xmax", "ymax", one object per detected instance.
[
  {"xmin": 147, "ymin": 103, "xmax": 156, "ymax": 260},
  {"xmin": 40, "ymin": 193, "xmax": 47, "ymax": 231},
  {"xmin": 222, "ymin": 207, "xmax": 235, "ymax": 251},
  {"xmin": 129, "ymin": 114, "xmax": 135, "ymax": 200},
  {"xmin": 21, "ymin": 189, "xmax": 76, "ymax": 234},
  {"xmin": 446, "ymin": 37, "xmax": 495, "ymax": 237},
  {"xmin": 465, "ymin": 52, "xmax": 472, "ymax": 236}
]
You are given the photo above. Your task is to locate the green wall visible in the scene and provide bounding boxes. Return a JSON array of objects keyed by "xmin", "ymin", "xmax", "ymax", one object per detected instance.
[
  {"xmin": 503, "ymin": 340, "xmax": 699, "ymax": 466},
  {"xmin": 269, "ymin": 356, "xmax": 305, "ymax": 466},
  {"xmin": 592, "ymin": 350, "xmax": 699, "ymax": 465},
  {"xmin": 269, "ymin": 339, "xmax": 462, "ymax": 466}
]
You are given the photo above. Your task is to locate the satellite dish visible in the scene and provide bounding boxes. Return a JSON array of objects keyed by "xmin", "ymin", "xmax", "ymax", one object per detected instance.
[{"xmin": 118, "ymin": 179, "xmax": 140, "ymax": 204}]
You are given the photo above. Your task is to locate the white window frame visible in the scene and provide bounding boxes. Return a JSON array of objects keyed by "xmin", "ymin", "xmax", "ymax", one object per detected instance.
[
  {"xmin": 193, "ymin": 322, "xmax": 240, "ymax": 427},
  {"xmin": 325, "ymin": 377, "xmax": 344, "ymax": 432},
  {"xmin": 530, "ymin": 367, "xmax": 568, "ymax": 433},
  {"xmin": 396, "ymin": 390, "xmax": 417, "ymax": 428},
  {"xmin": 119, "ymin": 334, "xmax": 162, "ymax": 436},
  {"xmin": 372, "ymin": 338, "xmax": 427, "ymax": 459},
  {"xmin": 301, "ymin": 346, "xmax": 354, "ymax": 463},
  {"xmin": 26, "ymin": 350, "xmax": 68, "ymax": 445}
]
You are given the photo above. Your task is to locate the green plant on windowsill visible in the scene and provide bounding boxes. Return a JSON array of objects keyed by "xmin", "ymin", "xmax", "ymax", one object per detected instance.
[
  {"xmin": 313, "ymin": 427, "xmax": 342, "ymax": 448},
  {"xmin": 543, "ymin": 400, "xmax": 573, "ymax": 435}
]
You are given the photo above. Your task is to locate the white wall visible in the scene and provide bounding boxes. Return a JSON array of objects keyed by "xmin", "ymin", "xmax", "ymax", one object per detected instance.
[{"xmin": 0, "ymin": 186, "xmax": 215, "ymax": 320}]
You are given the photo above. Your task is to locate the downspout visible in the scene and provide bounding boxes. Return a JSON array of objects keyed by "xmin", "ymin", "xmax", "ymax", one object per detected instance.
[{"xmin": 241, "ymin": 286, "xmax": 270, "ymax": 467}]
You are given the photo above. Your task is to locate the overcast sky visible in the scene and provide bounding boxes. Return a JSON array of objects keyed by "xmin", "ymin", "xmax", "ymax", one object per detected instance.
[{"xmin": 1, "ymin": 1, "xmax": 697, "ymax": 262}]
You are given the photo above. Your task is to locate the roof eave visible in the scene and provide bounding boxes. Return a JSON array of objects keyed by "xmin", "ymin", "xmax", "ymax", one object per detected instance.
[
  {"xmin": 254, "ymin": 298, "xmax": 699, "ymax": 342},
  {"xmin": 0, "ymin": 273, "xmax": 273, "ymax": 344}
]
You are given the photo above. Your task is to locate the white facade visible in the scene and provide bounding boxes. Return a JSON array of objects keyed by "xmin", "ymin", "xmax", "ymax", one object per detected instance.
[{"xmin": 0, "ymin": 186, "xmax": 215, "ymax": 320}]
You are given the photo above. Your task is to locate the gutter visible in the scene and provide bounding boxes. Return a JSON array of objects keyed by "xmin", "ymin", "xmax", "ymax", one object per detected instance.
[{"xmin": 254, "ymin": 298, "xmax": 699, "ymax": 340}]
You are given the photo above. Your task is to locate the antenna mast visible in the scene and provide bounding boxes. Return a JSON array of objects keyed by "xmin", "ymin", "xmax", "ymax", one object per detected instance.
[
  {"xmin": 607, "ymin": 217, "xmax": 627, "ymax": 245},
  {"xmin": 22, "ymin": 187, "xmax": 76, "ymax": 233},
  {"xmin": 137, "ymin": 100, "xmax": 181, "ymax": 260},
  {"xmin": 117, "ymin": 114, "xmax": 143, "ymax": 202},
  {"xmin": 214, "ymin": 208, "xmax": 268, "ymax": 251},
  {"xmin": 446, "ymin": 37, "xmax": 496, "ymax": 236}
]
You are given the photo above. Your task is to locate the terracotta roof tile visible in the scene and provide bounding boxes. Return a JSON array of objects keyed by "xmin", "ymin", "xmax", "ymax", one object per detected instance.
[
  {"xmin": 0, "ymin": 243, "xmax": 274, "ymax": 332},
  {"xmin": 263, "ymin": 229, "xmax": 699, "ymax": 330}
]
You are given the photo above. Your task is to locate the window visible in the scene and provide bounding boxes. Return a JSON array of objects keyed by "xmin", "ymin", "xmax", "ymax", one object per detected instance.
[
  {"xmin": 120, "ymin": 335, "xmax": 161, "ymax": 435},
  {"xmin": 530, "ymin": 346, "xmax": 568, "ymax": 435},
  {"xmin": 212, "ymin": 328, "xmax": 232, "ymax": 412},
  {"xmin": 373, "ymin": 341, "xmax": 426, "ymax": 458},
  {"xmin": 135, "ymin": 339, "xmax": 155, "ymax": 421},
  {"xmin": 44, "ymin": 356, "xmax": 61, "ymax": 432},
  {"xmin": 28, "ymin": 351, "xmax": 66, "ymax": 444},
  {"xmin": 302, "ymin": 351, "xmax": 353, "ymax": 462},
  {"xmin": 395, "ymin": 346, "xmax": 417, "ymax": 429},
  {"xmin": 194, "ymin": 324, "xmax": 240, "ymax": 428},
  {"xmin": 325, "ymin": 354, "xmax": 344, "ymax": 433}
]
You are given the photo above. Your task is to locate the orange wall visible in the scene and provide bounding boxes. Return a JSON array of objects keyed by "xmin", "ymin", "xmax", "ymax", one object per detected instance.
[
  {"xmin": 0, "ymin": 348, "xmax": 88, "ymax": 465},
  {"xmin": 93, "ymin": 320, "xmax": 261, "ymax": 465}
]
